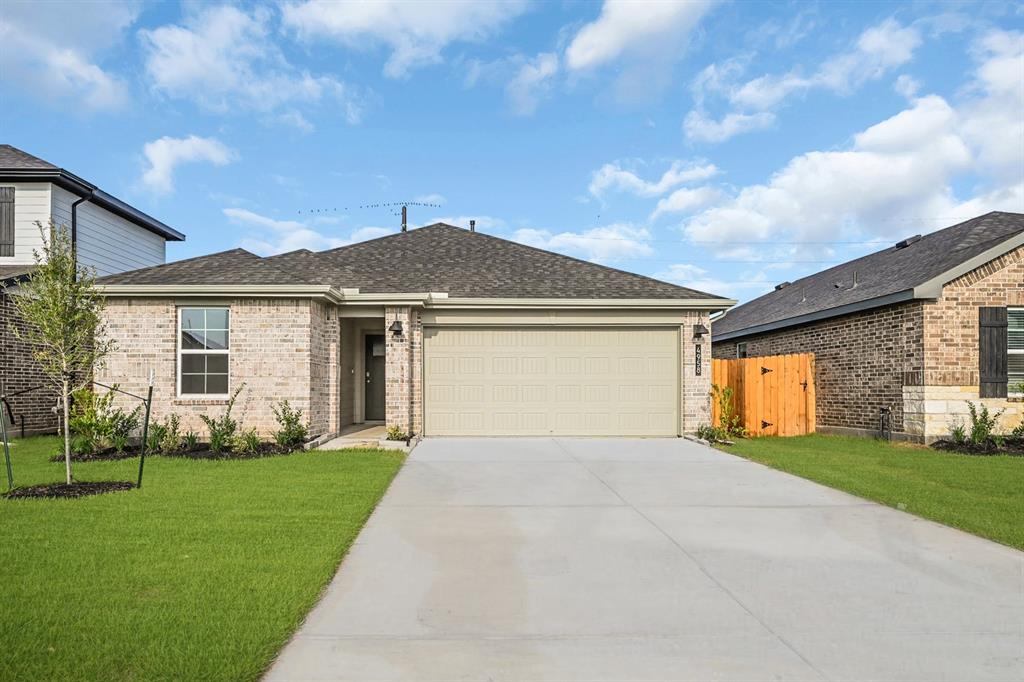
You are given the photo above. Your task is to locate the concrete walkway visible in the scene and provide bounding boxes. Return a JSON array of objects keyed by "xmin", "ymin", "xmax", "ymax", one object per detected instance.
[{"xmin": 266, "ymin": 438, "xmax": 1024, "ymax": 682}]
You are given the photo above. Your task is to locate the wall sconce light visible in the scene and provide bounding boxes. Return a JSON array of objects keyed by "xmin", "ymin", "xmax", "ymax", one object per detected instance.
[
  {"xmin": 692, "ymin": 323, "xmax": 709, "ymax": 340},
  {"xmin": 388, "ymin": 320, "xmax": 404, "ymax": 337}
]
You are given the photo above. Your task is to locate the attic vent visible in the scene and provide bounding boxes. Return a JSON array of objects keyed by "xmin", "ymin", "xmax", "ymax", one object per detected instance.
[
  {"xmin": 774, "ymin": 281, "xmax": 791, "ymax": 291},
  {"xmin": 894, "ymin": 234, "xmax": 922, "ymax": 250}
]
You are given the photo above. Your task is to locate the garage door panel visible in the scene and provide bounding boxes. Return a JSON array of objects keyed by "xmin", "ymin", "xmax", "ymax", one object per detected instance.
[{"xmin": 424, "ymin": 327, "xmax": 679, "ymax": 436}]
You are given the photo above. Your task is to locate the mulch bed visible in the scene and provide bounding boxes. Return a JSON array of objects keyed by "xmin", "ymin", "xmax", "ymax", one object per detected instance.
[
  {"xmin": 52, "ymin": 447, "xmax": 143, "ymax": 463},
  {"xmin": 4, "ymin": 481, "xmax": 136, "ymax": 499},
  {"xmin": 931, "ymin": 437, "xmax": 1024, "ymax": 456},
  {"xmin": 157, "ymin": 442, "xmax": 299, "ymax": 460}
]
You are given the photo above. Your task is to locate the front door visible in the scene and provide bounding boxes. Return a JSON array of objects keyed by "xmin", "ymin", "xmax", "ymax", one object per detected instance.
[{"xmin": 364, "ymin": 334, "xmax": 386, "ymax": 421}]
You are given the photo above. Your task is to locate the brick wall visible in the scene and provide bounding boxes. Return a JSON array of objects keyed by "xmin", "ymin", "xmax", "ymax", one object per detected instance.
[
  {"xmin": 384, "ymin": 306, "xmax": 416, "ymax": 436},
  {"xmin": 98, "ymin": 298, "xmax": 324, "ymax": 438},
  {"xmin": 681, "ymin": 311, "xmax": 712, "ymax": 432},
  {"xmin": 309, "ymin": 301, "xmax": 340, "ymax": 436},
  {"xmin": 712, "ymin": 302, "xmax": 925, "ymax": 434},
  {"xmin": 1, "ymin": 292, "xmax": 59, "ymax": 435}
]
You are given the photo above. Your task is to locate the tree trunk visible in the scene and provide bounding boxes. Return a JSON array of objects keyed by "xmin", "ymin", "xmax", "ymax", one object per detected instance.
[{"xmin": 62, "ymin": 378, "xmax": 72, "ymax": 485}]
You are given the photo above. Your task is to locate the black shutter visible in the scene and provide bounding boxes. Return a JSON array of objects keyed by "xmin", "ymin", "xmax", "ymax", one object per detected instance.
[
  {"xmin": 0, "ymin": 187, "xmax": 13, "ymax": 257},
  {"xmin": 979, "ymin": 307, "xmax": 1008, "ymax": 398}
]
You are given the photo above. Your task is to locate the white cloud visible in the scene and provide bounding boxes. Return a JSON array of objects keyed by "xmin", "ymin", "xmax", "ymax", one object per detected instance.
[
  {"xmin": 141, "ymin": 5, "xmax": 362, "ymax": 126},
  {"xmin": 281, "ymin": 0, "xmax": 529, "ymax": 78},
  {"xmin": 0, "ymin": 1, "xmax": 138, "ymax": 111},
  {"xmin": 142, "ymin": 136, "xmax": 236, "ymax": 194},
  {"xmin": 226, "ymin": 207, "xmax": 393, "ymax": 255},
  {"xmin": 589, "ymin": 160, "xmax": 719, "ymax": 199},
  {"xmin": 565, "ymin": 0, "xmax": 715, "ymax": 71},
  {"xmin": 512, "ymin": 223, "xmax": 652, "ymax": 263},
  {"xmin": 651, "ymin": 186, "xmax": 723, "ymax": 220},
  {"xmin": 686, "ymin": 18, "xmax": 923, "ymax": 143},
  {"xmin": 654, "ymin": 263, "xmax": 769, "ymax": 298},
  {"xmin": 684, "ymin": 29, "xmax": 1024, "ymax": 257},
  {"xmin": 683, "ymin": 110, "xmax": 776, "ymax": 143},
  {"xmin": 506, "ymin": 52, "xmax": 559, "ymax": 116},
  {"xmin": 894, "ymin": 74, "xmax": 920, "ymax": 98}
]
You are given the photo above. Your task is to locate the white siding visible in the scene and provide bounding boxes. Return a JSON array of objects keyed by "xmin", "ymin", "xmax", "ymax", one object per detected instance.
[
  {"xmin": 0, "ymin": 182, "xmax": 51, "ymax": 265},
  {"xmin": 51, "ymin": 186, "xmax": 166, "ymax": 276}
]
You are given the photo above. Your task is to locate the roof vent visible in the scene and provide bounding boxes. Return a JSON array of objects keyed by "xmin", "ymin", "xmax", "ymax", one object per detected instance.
[
  {"xmin": 894, "ymin": 234, "xmax": 922, "ymax": 250},
  {"xmin": 774, "ymin": 281, "xmax": 791, "ymax": 291}
]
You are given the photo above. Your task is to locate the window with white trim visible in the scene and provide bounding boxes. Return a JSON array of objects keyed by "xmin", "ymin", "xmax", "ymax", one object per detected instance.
[
  {"xmin": 1010, "ymin": 308, "xmax": 1023, "ymax": 395},
  {"xmin": 179, "ymin": 308, "xmax": 229, "ymax": 396},
  {"xmin": 736, "ymin": 342, "xmax": 748, "ymax": 359}
]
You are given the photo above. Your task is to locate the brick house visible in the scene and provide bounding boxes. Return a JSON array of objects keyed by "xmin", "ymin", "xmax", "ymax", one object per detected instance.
[
  {"xmin": 0, "ymin": 145, "xmax": 185, "ymax": 435},
  {"xmin": 95, "ymin": 223, "xmax": 734, "ymax": 439},
  {"xmin": 712, "ymin": 212, "xmax": 1024, "ymax": 442}
]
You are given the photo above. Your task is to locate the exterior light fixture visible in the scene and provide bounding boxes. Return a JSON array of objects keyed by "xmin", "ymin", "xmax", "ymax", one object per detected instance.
[
  {"xmin": 692, "ymin": 323, "xmax": 709, "ymax": 339},
  {"xmin": 388, "ymin": 320, "xmax": 404, "ymax": 337}
]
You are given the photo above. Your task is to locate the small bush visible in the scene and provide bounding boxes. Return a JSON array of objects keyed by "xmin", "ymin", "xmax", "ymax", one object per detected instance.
[
  {"xmin": 711, "ymin": 384, "xmax": 747, "ymax": 439},
  {"xmin": 696, "ymin": 424, "xmax": 724, "ymax": 442},
  {"xmin": 69, "ymin": 386, "xmax": 141, "ymax": 454},
  {"xmin": 966, "ymin": 401, "xmax": 1003, "ymax": 445},
  {"xmin": 385, "ymin": 425, "xmax": 408, "ymax": 441},
  {"xmin": 182, "ymin": 431, "xmax": 200, "ymax": 451},
  {"xmin": 148, "ymin": 414, "xmax": 183, "ymax": 453},
  {"xmin": 147, "ymin": 422, "xmax": 168, "ymax": 453},
  {"xmin": 272, "ymin": 400, "xmax": 308, "ymax": 450},
  {"xmin": 949, "ymin": 421, "xmax": 967, "ymax": 446},
  {"xmin": 234, "ymin": 428, "xmax": 262, "ymax": 455},
  {"xmin": 199, "ymin": 385, "xmax": 245, "ymax": 453}
]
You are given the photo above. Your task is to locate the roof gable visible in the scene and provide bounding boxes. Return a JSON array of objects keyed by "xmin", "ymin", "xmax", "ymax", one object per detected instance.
[
  {"xmin": 100, "ymin": 223, "xmax": 731, "ymax": 302},
  {"xmin": 714, "ymin": 211, "xmax": 1024, "ymax": 340}
]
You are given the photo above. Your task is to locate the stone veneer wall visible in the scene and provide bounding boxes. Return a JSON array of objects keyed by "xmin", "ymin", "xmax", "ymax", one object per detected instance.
[
  {"xmin": 682, "ymin": 311, "xmax": 712, "ymax": 432},
  {"xmin": 98, "ymin": 298, "xmax": 336, "ymax": 438},
  {"xmin": 712, "ymin": 302, "xmax": 926, "ymax": 436},
  {"xmin": 1, "ymin": 292, "xmax": 60, "ymax": 435},
  {"xmin": 907, "ymin": 245, "xmax": 1024, "ymax": 439}
]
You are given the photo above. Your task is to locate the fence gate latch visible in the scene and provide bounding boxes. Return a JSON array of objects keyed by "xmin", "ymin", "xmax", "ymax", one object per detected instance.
[
  {"xmin": 761, "ymin": 420, "xmax": 773, "ymax": 429},
  {"xmin": 800, "ymin": 380, "xmax": 808, "ymax": 391},
  {"xmin": 761, "ymin": 366, "xmax": 773, "ymax": 375}
]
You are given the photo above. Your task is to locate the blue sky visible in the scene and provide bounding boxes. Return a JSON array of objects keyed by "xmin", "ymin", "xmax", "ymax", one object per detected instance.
[{"xmin": 2, "ymin": 0, "xmax": 1022, "ymax": 302}]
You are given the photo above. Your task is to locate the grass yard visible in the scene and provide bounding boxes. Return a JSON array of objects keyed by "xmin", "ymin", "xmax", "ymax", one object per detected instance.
[
  {"xmin": 0, "ymin": 436, "xmax": 404, "ymax": 682},
  {"xmin": 720, "ymin": 434, "xmax": 1024, "ymax": 551}
]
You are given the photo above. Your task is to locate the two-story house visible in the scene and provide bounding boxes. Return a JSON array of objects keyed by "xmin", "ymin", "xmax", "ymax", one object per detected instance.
[{"xmin": 1, "ymin": 144, "xmax": 185, "ymax": 434}]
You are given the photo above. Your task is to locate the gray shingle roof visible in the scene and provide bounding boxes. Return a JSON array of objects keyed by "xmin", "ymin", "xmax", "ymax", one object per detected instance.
[
  {"xmin": 0, "ymin": 145, "xmax": 57, "ymax": 170},
  {"xmin": 100, "ymin": 223, "xmax": 727, "ymax": 300},
  {"xmin": 714, "ymin": 211, "xmax": 1024, "ymax": 340},
  {"xmin": 0, "ymin": 265, "xmax": 36, "ymax": 284}
]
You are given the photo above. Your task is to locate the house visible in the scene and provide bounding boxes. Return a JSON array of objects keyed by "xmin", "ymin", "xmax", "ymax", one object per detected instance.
[
  {"xmin": 712, "ymin": 211, "xmax": 1024, "ymax": 442},
  {"xmin": 95, "ymin": 223, "xmax": 734, "ymax": 439},
  {"xmin": 1, "ymin": 144, "xmax": 185, "ymax": 434}
]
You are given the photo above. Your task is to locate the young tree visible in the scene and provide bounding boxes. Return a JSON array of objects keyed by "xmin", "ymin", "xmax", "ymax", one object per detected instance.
[{"xmin": 4, "ymin": 221, "xmax": 115, "ymax": 484}]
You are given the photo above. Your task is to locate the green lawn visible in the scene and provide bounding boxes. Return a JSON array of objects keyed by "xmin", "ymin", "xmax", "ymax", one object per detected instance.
[
  {"xmin": 720, "ymin": 434, "xmax": 1024, "ymax": 551},
  {"xmin": 0, "ymin": 436, "xmax": 404, "ymax": 682}
]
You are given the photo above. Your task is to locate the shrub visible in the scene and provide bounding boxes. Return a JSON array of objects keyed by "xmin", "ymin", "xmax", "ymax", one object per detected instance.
[
  {"xmin": 233, "ymin": 428, "xmax": 262, "ymax": 455},
  {"xmin": 272, "ymin": 400, "xmax": 308, "ymax": 450},
  {"xmin": 199, "ymin": 385, "xmax": 245, "ymax": 453},
  {"xmin": 147, "ymin": 422, "xmax": 168, "ymax": 453},
  {"xmin": 949, "ymin": 421, "xmax": 967, "ymax": 446},
  {"xmin": 696, "ymin": 424, "xmax": 724, "ymax": 443},
  {"xmin": 386, "ymin": 425, "xmax": 408, "ymax": 441},
  {"xmin": 182, "ymin": 431, "xmax": 200, "ymax": 451},
  {"xmin": 711, "ymin": 384, "xmax": 747, "ymax": 439},
  {"xmin": 966, "ymin": 401, "xmax": 1003, "ymax": 445},
  {"xmin": 1011, "ymin": 421, "xmax": 1024, "ymax": 439},
  {"xmin": 69, "ymin": 386, "xmax": 141, "ymax": 454},
  {"xmin": 148, "ymin": 414, "xmax": 183, "ymax": 453}
]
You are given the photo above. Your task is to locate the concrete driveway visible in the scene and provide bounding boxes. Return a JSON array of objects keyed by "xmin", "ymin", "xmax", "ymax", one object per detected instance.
[{"xmin": 267, "ymin": 438, "xmax": 1024, "ymax": 682}]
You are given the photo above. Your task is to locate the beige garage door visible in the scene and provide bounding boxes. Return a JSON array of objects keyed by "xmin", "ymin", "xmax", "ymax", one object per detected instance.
[{"xmin": 423, "ymin": 327, "xmax": 679, "ymax": 436}]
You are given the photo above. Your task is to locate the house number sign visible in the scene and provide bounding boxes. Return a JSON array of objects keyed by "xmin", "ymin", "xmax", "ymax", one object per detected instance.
[{"xmin": 695, "ymin": 344, "xmax": 702, "ymax": 375}]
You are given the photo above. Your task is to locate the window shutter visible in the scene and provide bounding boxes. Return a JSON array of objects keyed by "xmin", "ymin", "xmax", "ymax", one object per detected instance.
[
  {"xmin": 0, "ymin": 187, "xmax": 14, "ymax": 257},
  {"xmin": 979, "ymin": 307, "xmax": 1008, "ymax": 398}
]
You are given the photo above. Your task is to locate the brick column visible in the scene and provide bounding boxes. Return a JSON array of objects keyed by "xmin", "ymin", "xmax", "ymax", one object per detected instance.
[
  {"xmin": 384, "ymin": 306, "xmax": 413, "ymax": 435},
  {"xmin": 681, "ymin": 312, "xmax": 712, "ymax": 433}
]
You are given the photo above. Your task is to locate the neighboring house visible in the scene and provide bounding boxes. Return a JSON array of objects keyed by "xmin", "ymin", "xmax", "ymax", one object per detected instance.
[
  {"xmin": 1, "ymin": 144, "xmax": 185, "ymax": 434},
  {"xmin": 96, "ymin": 223, "xmax": 734, "ymax": 439},
  {"xmin": 712, "ymin": 211, "xmax": 1024, "ymax": 442}
]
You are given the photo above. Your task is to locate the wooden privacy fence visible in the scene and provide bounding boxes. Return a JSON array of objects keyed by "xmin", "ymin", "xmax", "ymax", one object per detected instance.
[{"xmin": 711, "ymin": 353, "xmax": 816, "ymax": 437}]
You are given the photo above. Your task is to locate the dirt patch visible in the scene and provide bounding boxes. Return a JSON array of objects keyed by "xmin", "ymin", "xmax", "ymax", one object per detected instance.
[
  {"xmin": 931, "ymin": 438, "xmax": 1024, "ymax": 456},
  {"xmin": 51, "ymin": 447, "xmax": 142, "ymax": 463},
  {"xmin": 5, "ymin": 481, "xmax": 136, "ymax": 499}
]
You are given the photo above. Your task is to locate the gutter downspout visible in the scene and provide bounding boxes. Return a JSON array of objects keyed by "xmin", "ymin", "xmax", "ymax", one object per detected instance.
[{"xmin": 70, "ymin": 191, "xmax": 94, "ymax": 267}]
